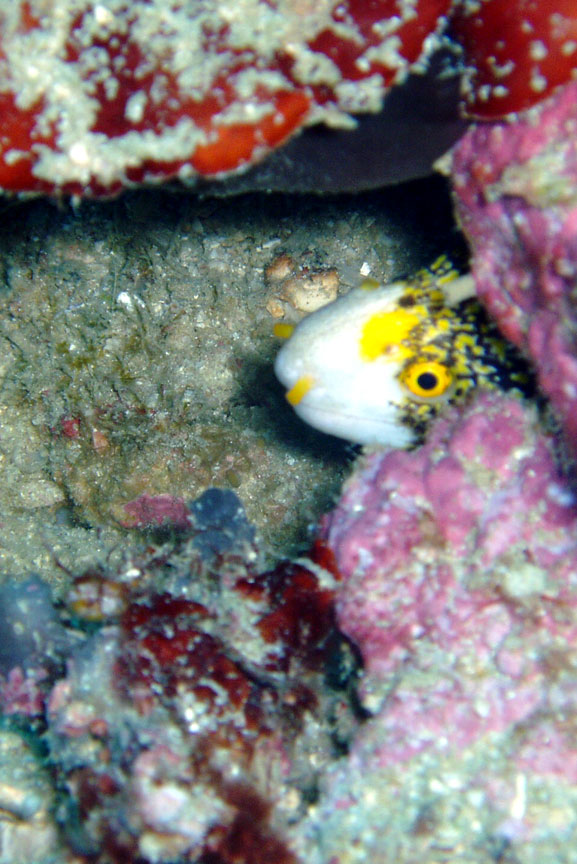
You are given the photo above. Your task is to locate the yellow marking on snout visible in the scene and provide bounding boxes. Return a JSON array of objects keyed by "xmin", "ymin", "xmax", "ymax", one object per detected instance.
[{"xmin": 286, "ymin": 375, "xmax": 315, "ymax": 406}]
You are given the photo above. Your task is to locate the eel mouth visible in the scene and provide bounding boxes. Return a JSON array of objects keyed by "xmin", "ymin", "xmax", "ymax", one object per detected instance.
[{"xmin": 291, "ymin": 398, "xmax": 414, "ymax": 448}]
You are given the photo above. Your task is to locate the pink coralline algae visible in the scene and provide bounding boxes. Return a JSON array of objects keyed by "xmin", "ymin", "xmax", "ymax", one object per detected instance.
[
  {"xmin": 296, "ymin": 392, "xmax": 577, "ymax": 862},
  {"xmin": 122, "ymin": 492, "xmax": 193, "ymax": 531},
  {"xmin": 452, "ymin": 77, "xmax": 577, "ymax": 453}
]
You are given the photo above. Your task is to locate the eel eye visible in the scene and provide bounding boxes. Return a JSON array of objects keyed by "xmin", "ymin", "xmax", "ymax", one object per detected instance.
[{"xmin": 401, "ymin": 360, "xmax": 453, "ymax": 399}]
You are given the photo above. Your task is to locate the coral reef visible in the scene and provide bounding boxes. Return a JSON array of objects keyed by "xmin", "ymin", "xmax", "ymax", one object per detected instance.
[
  {"xmin": 292, "ymin": 392, "xmax": 577, "ymax": 862},
  {"xmin": 452, "ymin": 77, "xmax": 577, "ymax": 452},
  {"xmin": 2, "ymin": 8, "xmax": 577, "ymax": 862}
]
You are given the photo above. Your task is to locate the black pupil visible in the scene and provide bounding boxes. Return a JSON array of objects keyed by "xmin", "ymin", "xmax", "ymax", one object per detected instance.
[{"xmin": 416, "ymin": 371, "xmax": 438, "ymax": 391}]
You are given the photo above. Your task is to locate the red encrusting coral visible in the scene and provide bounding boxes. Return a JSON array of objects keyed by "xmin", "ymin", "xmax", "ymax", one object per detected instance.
[
  {"xmin": 452, "ymin": 0, "xmax": 577, "ymax": 118},
  {"xmin": 0, "ymin": 0, "xmax": 452, "ymax": 196},
  {"xmin": 2, "ymin": 2, "xmax": 576, "ymax": 196},
  {"xmin": 117, "ymin": 592, "xmax": 257, "ymax": 722},
  {"xmin": 257, "ymin": 560, "xmax": 338, "ymax": 674}
]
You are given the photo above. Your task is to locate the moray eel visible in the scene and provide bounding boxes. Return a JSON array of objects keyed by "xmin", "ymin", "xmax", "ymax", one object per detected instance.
[{"xmin": 274, "ymin": 256, "xmax": 532, "ymax": 447}]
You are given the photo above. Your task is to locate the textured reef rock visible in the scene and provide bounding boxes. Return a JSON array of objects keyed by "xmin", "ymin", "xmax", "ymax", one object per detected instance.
[
  {"xmin": 452, "ymin": 77, "xmax": 577, "ymax": 452},
  {"xmin": 3, "ymin": 489, "xmax": 355, "ymax": 863},
  {"xmin": 293, "ymin": 392, "xmax": 577, "ymax": 863}
]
